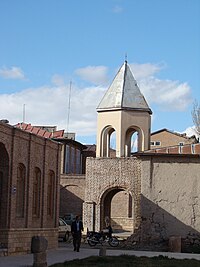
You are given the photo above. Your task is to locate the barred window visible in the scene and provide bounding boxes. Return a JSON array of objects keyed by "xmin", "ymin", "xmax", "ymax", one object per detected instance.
[
  {"xmin": 32, "ymin": 167, "xmax": 41, "ymax": 217},
  {"xmin": 16, "ymin": 164, "xmax": 25, "ymax": 218}
]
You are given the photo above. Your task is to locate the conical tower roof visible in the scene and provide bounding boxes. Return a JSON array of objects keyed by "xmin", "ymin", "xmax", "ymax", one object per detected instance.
[{"xmin": 97, "ymin": 61, "xmax": 152, "ymax": 114}]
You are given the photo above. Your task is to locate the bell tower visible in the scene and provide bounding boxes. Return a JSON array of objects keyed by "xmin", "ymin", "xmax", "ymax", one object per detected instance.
[{"xmin": 96, "ymin": 60, "xmax": 152, "ymax": 157}]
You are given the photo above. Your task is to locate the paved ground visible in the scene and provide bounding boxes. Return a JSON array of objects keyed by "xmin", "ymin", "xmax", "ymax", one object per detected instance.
[{"xmin": 1, "ymin": 242, "xmax": 200, "ymax": 267}]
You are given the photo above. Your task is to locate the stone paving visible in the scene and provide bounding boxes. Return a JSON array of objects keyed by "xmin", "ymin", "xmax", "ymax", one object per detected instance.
[{"xmin": 1, "ymin": 242, "xmax": 200, "ymax": 267}]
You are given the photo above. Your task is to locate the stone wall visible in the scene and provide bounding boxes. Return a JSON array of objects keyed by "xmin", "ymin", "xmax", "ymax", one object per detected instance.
[
  {"xmin": 84, "ymin": 154, "xmax": 200, "ymax": 251},
  {"xmin": 126, "ymin": 154, "xmax": 200, "ymax": 250},
  {"xmin": 83, "ymin": 157, "xmax": 142, "ymax": 232},
  {"xmin": 140, "ymin": 155, "xmax": 200, "ymax": 239}
]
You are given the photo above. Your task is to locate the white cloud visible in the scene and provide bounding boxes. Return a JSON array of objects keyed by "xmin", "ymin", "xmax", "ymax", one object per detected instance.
[
  {"xmin": 0, "ymin": 84, "xmax": 106, "ymax": 136},
  {"xmin": 0, "ymin": 66, "xmax": 25, "ymax": 80},
  {"xmin": 128, "ymin": 62, "xmax": 192, "ymax": 111},
  {"xmin": 112, "ymin": 5, "xmax": 123, "ymax": 13},
  {"xmin": 183, "ymin": 126, "xmax": 199, "ymax": 138},
  {"xmin": 51, "ymin": 74, "xmax": 65, "ymax": 86},
  {"xmin": 139, "ymin": 77, "xmax": 192, "ymax": 111},
  {"xmin": 130, "ymin": 62, "xmax": 165, "ymax": 79},
  {"xmin": 0, "ymin": 62, "xmax": 193, "ymax": 140},
  {"xmin": 75, "ymin": 66, "xmax": 109, "ymax": 85}
]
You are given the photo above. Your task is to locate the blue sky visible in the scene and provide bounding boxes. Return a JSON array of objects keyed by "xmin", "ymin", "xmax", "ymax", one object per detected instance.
[{"xmin": 0, "ymin": 0, "xmax": 199, "ymax": 144}]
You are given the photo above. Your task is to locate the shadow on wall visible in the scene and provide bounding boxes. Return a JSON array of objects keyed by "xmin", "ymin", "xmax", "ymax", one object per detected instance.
[
  {"xmin": 111, "ymin": 218, "xmax": 134, "ymax": 232},
  {"xmin": 111, "ymin": 218, "xmax": 123, "ymax": 230},
  {"xmin": 60, "ymin": 185, "xmax": 84, "ymax": 217},
  {"xmin": 127, "ymin": 195, "xmax": 200, "ymax": 253}
]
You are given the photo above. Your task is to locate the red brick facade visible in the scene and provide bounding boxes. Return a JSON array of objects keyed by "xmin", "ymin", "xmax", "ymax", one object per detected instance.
[{"xmin": 0, "ymin": 122, "xmax": 62, "ymax": 255}]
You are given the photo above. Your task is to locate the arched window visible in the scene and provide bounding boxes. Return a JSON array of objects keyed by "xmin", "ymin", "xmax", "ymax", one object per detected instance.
[
  {"xmin": 125, "ymin": 126, "xmax": 144, "ymax": 156},
  {"xmin": 16, "ymin": 163, "xmax": 25, "ymax": 218},
  {"xmin": 47, "ymin": 170, "xmax": 55, "ymax": 217},
  {"xmin": 32, "ymin": 167, "xmax": 41, "ymax": 217},
  {"xmin": 100, "ymin": 126, "xmax": 116, "ymax": 157}
]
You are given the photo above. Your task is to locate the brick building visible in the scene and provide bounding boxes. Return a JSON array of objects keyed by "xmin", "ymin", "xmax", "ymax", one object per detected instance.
[
  {"xmin": 0, "ymin": 121, "xmax": 62, "ymax": 255},
  {"xmin": 150, "ymin": 128, "xmax": 197, "ymax": 149},
  {"xmin": 58, "ymin": 138, "xmax": 87, "ymax": 175},
  {"xmin": 14, "ymin": 123, "xmax": 92, "ymax": 224}
]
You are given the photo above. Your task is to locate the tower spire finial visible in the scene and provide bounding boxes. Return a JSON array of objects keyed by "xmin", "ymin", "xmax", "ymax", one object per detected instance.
[{"xmin": 125, "ymin": 52, "xmax": 128, "ymax": 63}]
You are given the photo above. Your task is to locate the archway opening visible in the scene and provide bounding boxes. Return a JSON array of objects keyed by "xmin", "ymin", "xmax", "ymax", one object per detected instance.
[
  {"xmin": 101, "ymin": 126, "xmax": 116, "ymax": 157},
  {"xmin": 131, "ymin": 132, "xmax": 138, "ymax": 153},
  {"xmin": 100, "ymin": 188, "xmax": 134, "ymax": 232},
  {"xmin": 110, "ymin": 131, "xmax": 116, "ymax": 157},
  {"xmin": 125, "ymin": 126, "xmax": 143, "ymax": 156}
]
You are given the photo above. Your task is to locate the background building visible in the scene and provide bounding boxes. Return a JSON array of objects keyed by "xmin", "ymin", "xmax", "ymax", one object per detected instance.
[{"xmin": 150, "ymin": 128, "xmax": 197, "ymax": 149}]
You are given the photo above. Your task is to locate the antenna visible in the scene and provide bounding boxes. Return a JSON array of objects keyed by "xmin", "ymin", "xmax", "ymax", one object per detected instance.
[
  {"xmin": 66, "ymin": 81, "xmax": 72, "ymax": 135},
  {"xmin": 23, "ymin": 104, "xmax": 26, "ymax": 123}
]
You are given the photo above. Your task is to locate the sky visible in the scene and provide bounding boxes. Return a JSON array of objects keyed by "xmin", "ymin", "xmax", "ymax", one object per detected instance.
[{"xmin": 0, "ymin": 0, "xmax": 199, "ymax": 144}]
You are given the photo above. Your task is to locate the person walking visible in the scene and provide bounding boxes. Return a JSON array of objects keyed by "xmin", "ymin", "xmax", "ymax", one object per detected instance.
[{"xmin": 71, "ymin": 215, "xmax": 84, "ymax": 252}]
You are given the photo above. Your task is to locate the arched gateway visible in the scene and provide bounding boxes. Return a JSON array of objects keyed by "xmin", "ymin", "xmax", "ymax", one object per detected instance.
[{"xmin": 83, "ymin": 61, "xmax": 152, "ymax": 233}]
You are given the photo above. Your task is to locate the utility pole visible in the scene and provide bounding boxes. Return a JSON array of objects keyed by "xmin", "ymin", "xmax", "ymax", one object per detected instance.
[
  {"xmin": 23, "ymin": 104, "xmax": 26, "ymax": 123},
  {"xmin": 66, "ymin": 81, "xmax": 72, "ymax": 135}
]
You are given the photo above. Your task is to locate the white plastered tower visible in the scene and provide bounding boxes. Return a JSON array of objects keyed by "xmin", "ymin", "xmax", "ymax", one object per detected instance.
[{"xmin": 96, "ymin": 61, "xmax": 152, "ymax": 157}]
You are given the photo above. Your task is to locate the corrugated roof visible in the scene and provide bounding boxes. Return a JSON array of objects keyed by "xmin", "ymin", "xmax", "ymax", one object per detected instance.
[{"xmin": 97, "ymin": 61, "xmax": 152, "ymax": 114}]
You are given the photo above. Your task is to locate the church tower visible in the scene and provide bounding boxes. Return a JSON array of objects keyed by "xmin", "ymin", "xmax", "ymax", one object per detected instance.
[{"xmin": 96, "ymin": 60, "xmax": 152, "ymax": 157}]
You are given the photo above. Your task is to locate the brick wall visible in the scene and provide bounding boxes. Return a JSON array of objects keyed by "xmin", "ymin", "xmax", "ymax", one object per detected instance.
[
  {"xmin": 84, "ymin": 157, "xmax": 142, "ymax": 232},
  {"xmin": 0, "ymin": 228, "xmax": 58, "ymax": 255},
  {"xmin": 60, "ymin": 174, "xmax": 85, "ymax": 217},
  {"xmin": 0, "ymin": 122, "xmax": 61, "ymax": 255},
  {"xmin": 151, "ymin": 130, "xmax": 197, "ymax": 149},
  {"xmin": 147, "ymin": 143, "xmax": 200, "ymax": 155}
]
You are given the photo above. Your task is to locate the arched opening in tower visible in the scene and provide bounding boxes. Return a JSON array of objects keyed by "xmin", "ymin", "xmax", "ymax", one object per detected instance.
[
  {"xmin": 125, "ymin": 126, "xmax": 144, "ymax": 156},
  {"xmin": 100, "ymin": 126, "xmax": 116, "ymax": 157},
  {"xmin": 109, "ymin": 131, "xmax": 116, "ymax": 157},
  {"xmin": 130, "ymin": 132, "xmax": 138, "ymax": 153}
]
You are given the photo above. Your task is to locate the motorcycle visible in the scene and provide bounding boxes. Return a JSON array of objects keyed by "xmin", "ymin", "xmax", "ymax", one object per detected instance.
[{"xmin": 87, "ymin": 230, "xmax": 119, "ymax": 247}]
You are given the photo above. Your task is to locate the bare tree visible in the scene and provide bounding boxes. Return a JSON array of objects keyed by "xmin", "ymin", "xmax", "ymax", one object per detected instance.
[{"xmin": 191, "ymin": 100, "xmax": 200, "ymax": 138}]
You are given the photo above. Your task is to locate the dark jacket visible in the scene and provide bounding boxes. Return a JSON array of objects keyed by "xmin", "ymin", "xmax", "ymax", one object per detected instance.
[{"xmin": 71, "ymin": 220, "xmax": 83, "ymax": 234}]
